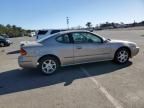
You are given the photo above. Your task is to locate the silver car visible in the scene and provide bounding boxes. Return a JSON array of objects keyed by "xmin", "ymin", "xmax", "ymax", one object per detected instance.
[{"xmin": 18, "ymin": 30, "xmax": 139, "ymax": 75}]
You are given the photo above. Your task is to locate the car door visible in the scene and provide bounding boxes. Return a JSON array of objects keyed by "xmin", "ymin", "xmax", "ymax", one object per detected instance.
[
  {"xmin": 72, "ymin": 32, "xmax": 112, "ymax": 64},
  {"xmin": 55, "ymin": 33, "xmax": 74, "ymax": 66}
]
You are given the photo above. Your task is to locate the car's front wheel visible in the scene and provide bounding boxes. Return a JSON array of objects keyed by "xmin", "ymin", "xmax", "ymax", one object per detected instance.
[
  {"xmin": 38, "ymin": 57, "xmax": 59, "ymax": 75},
  {"xmin": 114, "ymin": 48, "xmax": 130, "ymax": 64}
]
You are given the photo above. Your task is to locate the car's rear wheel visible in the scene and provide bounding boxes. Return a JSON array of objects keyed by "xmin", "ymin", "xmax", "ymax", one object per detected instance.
[
  {"xmin": 38, "ymin": 57, "xmax": 59, "ymax": 75},
  {"xmin": 0, "ymin": 42, "xmax": 5, "ymax": 47},
  {"xmin": 114, "ymin": 48, "xmax": 130, "ymax": 64}
]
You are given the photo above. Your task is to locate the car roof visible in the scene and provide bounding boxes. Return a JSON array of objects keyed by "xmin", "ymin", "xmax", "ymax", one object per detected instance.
[
  {"xmin": 37, "ymin": 30, "xmax": 93, "ymax": 42},
  {"xmin": 58, "ymin": 30, "xmax": 91, "ymax": 35},
  {"xmin": 38, "ymin": 29, "xmax": 66, "ymax": 31}
]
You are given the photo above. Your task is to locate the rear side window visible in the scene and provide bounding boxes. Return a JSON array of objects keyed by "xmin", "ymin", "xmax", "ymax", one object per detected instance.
[
  {"xmin": 56, "ymin": 34, "xmax": 70, "ymax": 43},
  {"xmin": 38, "ymin": 30, "xmax": 48, "ymax": 35}
]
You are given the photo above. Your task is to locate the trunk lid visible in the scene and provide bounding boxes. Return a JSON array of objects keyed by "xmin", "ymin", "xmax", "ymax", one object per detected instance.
[{"xmin": 20, "ymin": 41, "xmax": 42, "ymax": 48}]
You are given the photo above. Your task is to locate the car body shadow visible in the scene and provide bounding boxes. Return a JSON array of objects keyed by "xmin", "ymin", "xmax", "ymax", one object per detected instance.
[{"xmin": 0, "ymin": 61, "xmax": 132, "ymax": 95}]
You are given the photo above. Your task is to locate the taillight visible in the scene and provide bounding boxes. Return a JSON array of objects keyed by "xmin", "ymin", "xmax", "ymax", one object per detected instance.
[{"xmin": 20, "ymin": 48, "xmax": 27, "ymax": 55}]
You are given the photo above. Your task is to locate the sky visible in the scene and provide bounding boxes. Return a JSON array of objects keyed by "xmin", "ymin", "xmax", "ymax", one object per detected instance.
[{"xmin": 0, "ymin": 0, "xmax": 144, "ymax": 29}]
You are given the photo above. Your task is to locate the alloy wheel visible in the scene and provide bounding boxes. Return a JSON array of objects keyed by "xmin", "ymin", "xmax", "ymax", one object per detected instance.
[
  {"xmin": 41, "ymin": 59, "xmax": 57, "ymax": 74},
  {"xmin": 117, "ymin": 50, "xmax": 129, "ymax": 63}
]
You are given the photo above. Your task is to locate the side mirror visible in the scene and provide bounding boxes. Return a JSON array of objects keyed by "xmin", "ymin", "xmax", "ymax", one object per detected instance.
[{"xmin": 103, "ymin": 39, "xmax": 110, "ymax": 43}]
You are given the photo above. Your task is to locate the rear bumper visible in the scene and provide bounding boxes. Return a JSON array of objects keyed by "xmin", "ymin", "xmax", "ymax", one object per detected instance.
[
  {"xmin": 18, "ymin": 56, "xmax": 38, "ymax": 68},
  {"xmin": 131, "ymin": 47, "xmax": 139, "ymax": 57}
]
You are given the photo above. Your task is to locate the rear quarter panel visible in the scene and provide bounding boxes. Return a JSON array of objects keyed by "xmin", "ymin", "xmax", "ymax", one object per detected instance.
[{"xmin": 29, "ymin": 37, "xmax": 74, "ymax": 66}]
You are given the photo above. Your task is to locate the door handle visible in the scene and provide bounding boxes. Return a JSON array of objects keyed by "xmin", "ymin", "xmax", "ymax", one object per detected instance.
[{"xmin": 76, "ymin": 46, "xmax": 82, "ymax": 49}]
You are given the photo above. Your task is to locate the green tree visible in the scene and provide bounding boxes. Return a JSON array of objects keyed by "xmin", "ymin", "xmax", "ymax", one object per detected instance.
[
  {"xmin": 6, "ymin": 24, "xmax": 11, "ymax": 28},
  {"xmin": 0, "ymin": 24, "xmax": 32, "ymax": 38},
  {"xmin": 86, "ymin": 22, "xmax": 92, "ymax": 28}
]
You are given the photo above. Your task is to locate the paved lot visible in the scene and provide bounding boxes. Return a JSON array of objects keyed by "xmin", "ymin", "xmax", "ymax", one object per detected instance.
[{"xmin": 0, "ymin": 29, "xmax": 144, "ymax": 108}]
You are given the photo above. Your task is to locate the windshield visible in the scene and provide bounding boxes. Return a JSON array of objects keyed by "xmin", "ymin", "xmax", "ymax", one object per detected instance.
[
  {"xmin": 90, "ymin": 32, "xmax": 106, "ymax": 42},
  {"xmin": 0, "ymin": 36, "xmax": 5, "ymax": 39}
]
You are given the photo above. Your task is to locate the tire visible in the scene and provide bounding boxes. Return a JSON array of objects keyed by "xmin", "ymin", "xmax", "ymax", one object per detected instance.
[
  {"xmin": 0, "ymin": 42, "xmax": 5, "ymax": 47},
  {"xmin": 38, "ymin": 56, "xmax": 60, "ymax": 75},
  {"xmin": 114, "ymin": 48, "xmax": 130, "ymax": 64}
]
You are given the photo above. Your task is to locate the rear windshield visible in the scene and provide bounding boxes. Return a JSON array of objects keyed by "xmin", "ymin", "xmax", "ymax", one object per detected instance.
[
  {"xmin": 37, "ymin": 33, "xmax": 59, "ymax": 43},
  {"xmin": 38, "ymin": 30, "xmax": 48, "ymax": 35}
]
